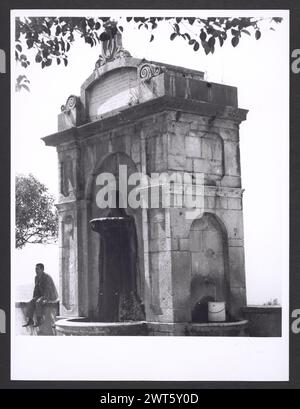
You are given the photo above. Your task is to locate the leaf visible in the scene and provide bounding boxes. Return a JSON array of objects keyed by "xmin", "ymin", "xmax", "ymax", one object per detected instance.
[
  {"xmin": 118, "ymin": 25, "xmax": 123, "ymax": 32},
  {"xmin": 170, "ymin": 32, "xmax": 177, "ymax": 41},
  {"xmin": 99, "ymin": 31, "xmax": 109, "ymax": 41},
  {"xmin": 219, "ymin": 36, "xmax": 224, "ymax": 47},
  {"xmin": 60, "ymin": 38, "xmax": 65, "ymax": 52},
  {"xmin": 35, "ymin": 53, "xmax": 42, "ymax": 63},
  {"xmin": 255, "ymin": 30, "xmax": 261, "ymax": 40},
  {"xmin": 231, "ymin": 18, "xmax": 240, "ymax": 27},
  {"xmin": 174, "ymin": 23, "xmax": 180, "ymax": 33},
  {"xmin": 150, "ymin": 34, "xmax": 154, "ymax": 42},
  {"xmin": 231, "ymin": 28, "xmax": 239, "ymax": 36},
  {"xmin": 208, "ymin": 36, "xmax": 215, "ymax": 48},
  {"xmin": 26, "ymin": 38, "xmax": 33, "ymax": 49},
  {"xmin": 200, "ymin": 30, "xmax": 207, "ymax": 41},
  {"xmin": 45, "ymin": 59, "xmax": 52, "ymax": 66},
  {"xmin": 126, "ymin": 17, "xmax": 132, "ymax": 22},
  {"xmin": 16, "ymin": 44, "xmax": 22, "ymax": 52},
  {"xmin": 56, "ymin": 25, "xmax": 61, "ymax": 36},
  {"xmin": 207, "ymin": 26, "xmax": 214, "ymax": 35},
  {"xmin": 241, "ymin": 29, "xmax": 251, "ymax": 36},
  {"xmin": 193, "ymin": 42, "xmax": 199, "ymax": 51},
  {"xmin": 63, "ymin": 58, "xmax": 68, "ymax": 67},
  {"xmin": 88, "ymin": 18, "xmax": 94, "ymax": 29},
  {"xmin": 85, "ymin": 36, "xmax": 93, "ymax": 45},
  {"xmin": 189, "ymin": 39, "xmax": 196, "ymax": 45},
  {"xmin": 95, "ymin": 21, "xmax": 101, "ymax": 30},
  {"xmin": 231, "ymin": 36, "xmax": 239, "ymax": 47}
]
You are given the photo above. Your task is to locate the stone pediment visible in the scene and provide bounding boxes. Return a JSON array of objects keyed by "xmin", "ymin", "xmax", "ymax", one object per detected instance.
[{"xmin": 57, "ymin": 41, "xmax": 245, "ymax": 132}]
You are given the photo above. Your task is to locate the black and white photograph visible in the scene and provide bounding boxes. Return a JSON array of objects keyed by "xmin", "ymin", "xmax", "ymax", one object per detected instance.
[{"xmin": 10, "ymin": 9, "xmax": 289, "ymax": 382}]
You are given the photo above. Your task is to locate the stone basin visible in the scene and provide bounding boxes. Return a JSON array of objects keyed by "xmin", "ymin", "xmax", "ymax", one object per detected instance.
[
  {"xmin": 55, "ymin": 318, "xmax": 148, "ymax": 336},
  {"xmin": 55, "ymin": 317, "xmax": 248, "ymax": 336}
]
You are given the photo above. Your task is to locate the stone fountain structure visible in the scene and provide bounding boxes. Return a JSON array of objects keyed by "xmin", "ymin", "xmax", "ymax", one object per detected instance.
[{"xmin": 43, "ymin": 24, "xmax": 249, "ymax": 336}]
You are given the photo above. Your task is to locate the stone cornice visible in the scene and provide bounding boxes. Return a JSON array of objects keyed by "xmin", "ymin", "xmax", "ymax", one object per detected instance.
[{"xmin": 43, "ymin": 95, "xmax": 248, "ymax": 148}]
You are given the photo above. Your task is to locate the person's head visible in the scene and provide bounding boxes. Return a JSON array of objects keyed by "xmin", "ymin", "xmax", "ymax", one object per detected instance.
[{"xmin": 35, "ymin": 263, "xmax": 44, "ymax": 275}]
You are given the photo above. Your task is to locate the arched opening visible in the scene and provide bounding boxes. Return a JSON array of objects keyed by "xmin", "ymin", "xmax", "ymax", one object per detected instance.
[
  {"xmin": 88, "ymin": 152, "xmax": 145, "ymax": 322},
  {"xmin": 189, "ymin": 213, "xmax": 229, "ymax": 322}
]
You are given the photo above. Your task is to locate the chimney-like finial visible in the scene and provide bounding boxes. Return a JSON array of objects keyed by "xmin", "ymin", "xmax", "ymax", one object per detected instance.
[{"xmin": 95, "ymin": 20, "xmax": 131, "ymax": 69}]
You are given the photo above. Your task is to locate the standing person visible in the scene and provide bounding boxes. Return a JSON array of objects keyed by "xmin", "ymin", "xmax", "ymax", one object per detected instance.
[{"xmin": 22, "ymin": 263, "xmax": 58, "ymax": 328}]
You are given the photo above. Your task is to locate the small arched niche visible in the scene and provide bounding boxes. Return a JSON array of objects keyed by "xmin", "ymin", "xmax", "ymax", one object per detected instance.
[{"xmin": 189, "ymin": 213, "xmax": 229, "ymax": 322}]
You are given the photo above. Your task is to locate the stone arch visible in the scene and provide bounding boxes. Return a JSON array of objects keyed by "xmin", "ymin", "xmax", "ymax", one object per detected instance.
[
  {"xmin": 189, "ymin": 212, "xmax": 230, "ymax": 322},
  {"xmin": 86, "ymin": 151, "xmax": 145, "ymax": 318},
  {"xmin": 85, "ymin": 151, "xmax": 138, "ymax": 202}
]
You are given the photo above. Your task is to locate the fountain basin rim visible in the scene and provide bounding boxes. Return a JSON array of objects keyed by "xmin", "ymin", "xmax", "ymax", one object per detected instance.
[
  {"xmin": 55, "ymin": 318, "xmax": 146, "ymax": 328},
  {"xmin": 90, "ymin": 217, "xmax": 133, "ymax": 222},
  {"xmin": 55, "ymin": 318, "xmax": 248, "ymax": 328}
]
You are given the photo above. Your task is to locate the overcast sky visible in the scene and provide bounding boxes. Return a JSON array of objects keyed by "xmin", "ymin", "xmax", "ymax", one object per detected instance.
[{"xmin": 12, "ymin": 11, "xmax": 289, "ymax": 305}]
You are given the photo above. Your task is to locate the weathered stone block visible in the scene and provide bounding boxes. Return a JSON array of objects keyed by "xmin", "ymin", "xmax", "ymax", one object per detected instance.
[
  {"xmin": 204, "ymin": 195, "xmax": 216, "ymax": 210},
  {"xmin": 185, "ymin": 136, "xmax": 201, "ymax": 158},
  {"xmin": 131, "ymin": 138, "xmax": 140, "ymax": 164},
  {"xmin": 168, "ymin": 132, "xmax": 185, "ymax": 155},
  {"xmin": 179, "ymin": 238, "xmax": 190, "ymax": 251},
  {"xmin": 150, "ymin": 220, "xmax": 165, "ymax": 240},
  {"xmin": 168, "ymin": 154, "xmax": 186, "ymax": 170},
  {"xmin": 230, "ymin": 287, "xmax": 247, "ymax": 319},
  {"xmin": 171, "ymin": 237, "xmax": 179, "ymax": 250},
  {"xmin": 228, "ymin": 246, "xmax": 246, "ymax": 288},
  {"xmin": 227, "ymin": 197, "xmax": 242, "ymax": 210},
  {"xmin": 149, "ymin": 237, "xmax": 171, "ymax": 252},
  {"xmin": 186, "ymin": 158, "xmax": 193, "ymax": 172},
  {"xmin": 193, "ymin": 158, "xmax": 209, "ymax": 173},
  {"xmin": 171, "ymin": 251, "xmax": 191, "ymax": 319},
  {"xmin": 223, "ymin": 140, "xmax": 240, "ymax": 176},
  {"xmin": 170, "ymin": 209, "xmax": 192, "ymax": 238}
]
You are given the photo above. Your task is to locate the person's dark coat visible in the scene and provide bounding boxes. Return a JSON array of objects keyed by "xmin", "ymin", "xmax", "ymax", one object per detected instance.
[{"xmin": 33, "ymin": 272, "xmax": 58, "ymax": 301}]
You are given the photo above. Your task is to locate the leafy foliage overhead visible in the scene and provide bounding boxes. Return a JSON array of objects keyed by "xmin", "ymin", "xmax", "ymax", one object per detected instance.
[
  {"xmin": 15, "ymin": 16, "xmax": 283, "ymax": 70},
  {"xmin": 16, "ymin": 174, "xmax": 58, "ymax": 249}
]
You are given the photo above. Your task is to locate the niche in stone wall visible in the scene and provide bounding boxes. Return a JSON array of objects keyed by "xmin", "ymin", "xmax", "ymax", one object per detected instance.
[
  {"xmin": 189, "ymin": 213, "xmax": 229, "ymax": 322},
  {"xmin": 60, "ymin": 156, "xmax": 74, "ymax": 197}
]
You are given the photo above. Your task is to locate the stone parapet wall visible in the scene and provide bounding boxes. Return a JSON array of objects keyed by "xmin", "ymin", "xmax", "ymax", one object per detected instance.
[{"xmin": 15, "ymin": 301, "xmax": 59, "ymax": 336}]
